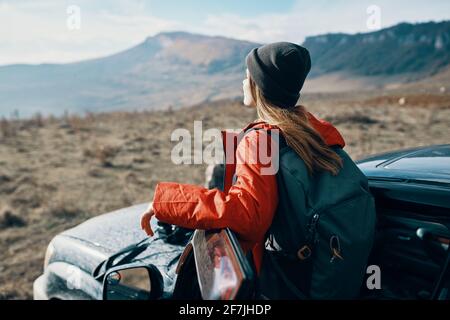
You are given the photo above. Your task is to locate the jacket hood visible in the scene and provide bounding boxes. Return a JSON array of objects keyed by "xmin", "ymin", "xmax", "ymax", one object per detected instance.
[
  {"xmin": 242, "ymin": 111, "xmax": 346, "ymax": 148},
  {"xmin": 306, "ymin": 111, "xmax": 345, "ymax": 148}
]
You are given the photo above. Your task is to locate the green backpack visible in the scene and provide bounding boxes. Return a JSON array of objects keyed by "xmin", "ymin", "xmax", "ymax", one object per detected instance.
[{"xmin": 245, "ymin": 129, "xmax": 377, "ymax": 300}]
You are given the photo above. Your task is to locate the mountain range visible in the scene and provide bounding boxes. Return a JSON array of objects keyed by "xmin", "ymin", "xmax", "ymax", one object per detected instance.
[{"xmin": 1, "ymin": 20, "xmax": 449, "ymax": 117}]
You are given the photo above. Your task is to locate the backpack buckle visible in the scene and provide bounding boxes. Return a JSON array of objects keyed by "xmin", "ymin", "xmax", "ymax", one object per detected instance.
[{"xmin": 297, "ymin": 245, "xmax": 312, "ymax": 260}]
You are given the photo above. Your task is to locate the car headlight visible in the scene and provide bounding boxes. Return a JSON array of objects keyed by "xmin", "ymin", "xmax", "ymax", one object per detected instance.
[{"xmin": 44, "ymin": 242, "xmax": 55, "ymax": 270}]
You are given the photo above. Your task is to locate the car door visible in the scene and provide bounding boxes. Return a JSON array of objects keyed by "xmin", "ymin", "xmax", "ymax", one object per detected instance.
[
  {"xmin": 364, "ymin": 179, "xmax": 450, "ymax": 300},
  {"xmin": 173, "ymin": 228, "xmax": 255, "ymax": 300}
]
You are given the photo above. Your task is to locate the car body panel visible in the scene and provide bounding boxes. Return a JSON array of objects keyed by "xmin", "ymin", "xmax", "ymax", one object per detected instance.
[
  {"xmin": 61, "ymin": 203, "xmax": 149, "ymax": 253},
  {"xmin": 37, "ymin": 203, "xmax": 189, "ymax": 299}
]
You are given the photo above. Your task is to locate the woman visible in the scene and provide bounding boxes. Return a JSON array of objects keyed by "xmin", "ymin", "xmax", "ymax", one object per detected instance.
[{"xmin": 141, "ymin": 43, "xmax": 374, "ymax": 299}]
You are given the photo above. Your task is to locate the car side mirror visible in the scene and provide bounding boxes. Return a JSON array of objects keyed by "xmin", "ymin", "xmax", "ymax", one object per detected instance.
[{"xmin": 103, "ymin": 264, "xmax": 163, "ymax": 300}]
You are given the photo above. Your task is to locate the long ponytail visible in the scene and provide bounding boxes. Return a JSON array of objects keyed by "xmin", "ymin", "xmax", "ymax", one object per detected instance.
[{"xmin": 249, "ymin": 77, "xmax": 343, "ymax": 176}]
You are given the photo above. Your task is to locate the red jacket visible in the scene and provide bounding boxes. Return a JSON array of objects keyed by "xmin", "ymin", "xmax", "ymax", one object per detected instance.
[{"xmin": 152, "ymin": 111, "xmax": 346, "ymax": 274}]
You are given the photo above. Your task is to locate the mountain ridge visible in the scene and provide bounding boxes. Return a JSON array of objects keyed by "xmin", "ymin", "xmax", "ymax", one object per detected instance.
[
  {"xmin": 304, "ymin": 20, "xmax": 450, "ymax": 78},
  {"xmin": 1, "ymin": 20, "xmax": 449, "ymax": 117}
]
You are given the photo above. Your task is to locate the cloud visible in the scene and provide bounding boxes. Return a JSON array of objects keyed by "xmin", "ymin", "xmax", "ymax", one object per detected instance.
[
  {"xmin": 0, "ymin": 0, "xmax": 182, "ymax": 65},
  {"xmin": 195, "ymin": 0, "xmax": 450, "ymax": 44},
  {"xmin": 1, "ymin": 0, "xmax": 449, "ymax": 65},
  {"xmin": 194, "ymin": 5, "xmax": 366, "ymax": 44}
]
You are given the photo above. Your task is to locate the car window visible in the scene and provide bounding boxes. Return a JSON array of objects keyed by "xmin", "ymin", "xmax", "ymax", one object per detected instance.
[{"xmin": 384, "ymin": 146, "xmax": 450, "ymax": 175}]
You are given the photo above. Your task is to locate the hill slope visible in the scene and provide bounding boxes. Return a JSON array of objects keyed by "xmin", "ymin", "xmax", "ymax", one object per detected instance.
[
  {"xmin": 1, "ymin": 21, "xmax": 449, "ymax": 117},
  {"xmin": 304, "ymin": 21, "xmax": 450, "ymax": 78},
  {"xmin": 0, "ymin": 32, "xmax": 259, "ymax": 117}
]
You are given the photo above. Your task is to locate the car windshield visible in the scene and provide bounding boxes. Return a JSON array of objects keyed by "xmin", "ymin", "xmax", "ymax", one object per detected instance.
[{"xmin": 384, "ymin": 146, "xmax": 450, "ymax": 176}]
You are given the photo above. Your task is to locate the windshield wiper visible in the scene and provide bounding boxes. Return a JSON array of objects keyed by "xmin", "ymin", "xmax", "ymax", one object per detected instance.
[{"xmin": 92, "ymin": 236, "xmax": 157, "ymax": 281}]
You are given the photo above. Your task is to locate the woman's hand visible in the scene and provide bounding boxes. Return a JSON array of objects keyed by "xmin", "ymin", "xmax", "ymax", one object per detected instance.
[{"xmin": 140, "ymin": 203, "xmax": 155, "ymax": 237}]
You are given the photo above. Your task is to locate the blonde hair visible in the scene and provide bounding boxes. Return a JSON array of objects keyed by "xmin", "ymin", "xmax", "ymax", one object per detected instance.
[{"xmin": 249, "ymin": 77, "xmax": 343, "ymax": 176}]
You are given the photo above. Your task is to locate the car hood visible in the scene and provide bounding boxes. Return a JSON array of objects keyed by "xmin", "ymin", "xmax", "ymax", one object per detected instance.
[
  {"xmin": 51, "ymin": 203, "xmax": 187, "ymax": 278},
  {"xmin": 61, "ymin": 203, "xmax": 150, "ymax": 252}
]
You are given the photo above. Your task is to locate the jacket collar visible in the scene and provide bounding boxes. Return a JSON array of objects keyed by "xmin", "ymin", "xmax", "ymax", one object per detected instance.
[{"xmin": 240, "ymin": 112, "xmax": 346, "ymax": 148}]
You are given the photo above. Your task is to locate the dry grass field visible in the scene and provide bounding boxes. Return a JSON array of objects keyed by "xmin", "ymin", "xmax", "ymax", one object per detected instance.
[{"xmin": 1, "ymin": 92, "xmax": 449, "ymax": 299}]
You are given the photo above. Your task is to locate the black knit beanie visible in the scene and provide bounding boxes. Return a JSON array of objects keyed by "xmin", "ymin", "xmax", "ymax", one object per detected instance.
[{"xmin": 246, "ymin": 42, "xmax": 311, "ymax": 108}]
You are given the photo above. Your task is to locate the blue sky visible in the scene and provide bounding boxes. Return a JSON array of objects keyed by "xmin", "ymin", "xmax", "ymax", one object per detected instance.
[
  {"xmin": 1, "ymin": 0, "xmax": 449, "ymax": 65},
  {"xmin": 144, "ymin": 0, "xmax": 295, "ymax": 21}
]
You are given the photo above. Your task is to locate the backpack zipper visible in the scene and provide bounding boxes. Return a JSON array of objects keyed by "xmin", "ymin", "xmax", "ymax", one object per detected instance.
[
  {"xmin": 308, "ymin": 213, "xmax": 320, "ymax": 243},
  {"xmin": 296, "ymin": 213, "xmax": 320, "ymax": 261}
]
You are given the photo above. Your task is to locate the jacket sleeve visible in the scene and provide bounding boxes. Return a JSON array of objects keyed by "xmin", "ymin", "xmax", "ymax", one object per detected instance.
[{"xmin": 152, "ymin": 130, "xmax": 278, "ymax": 243}]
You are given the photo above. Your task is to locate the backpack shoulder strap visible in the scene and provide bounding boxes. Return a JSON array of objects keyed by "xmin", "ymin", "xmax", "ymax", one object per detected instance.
[{"xmin": 239, "ymin": 126, "xmax": 288, "ymax": 149}]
